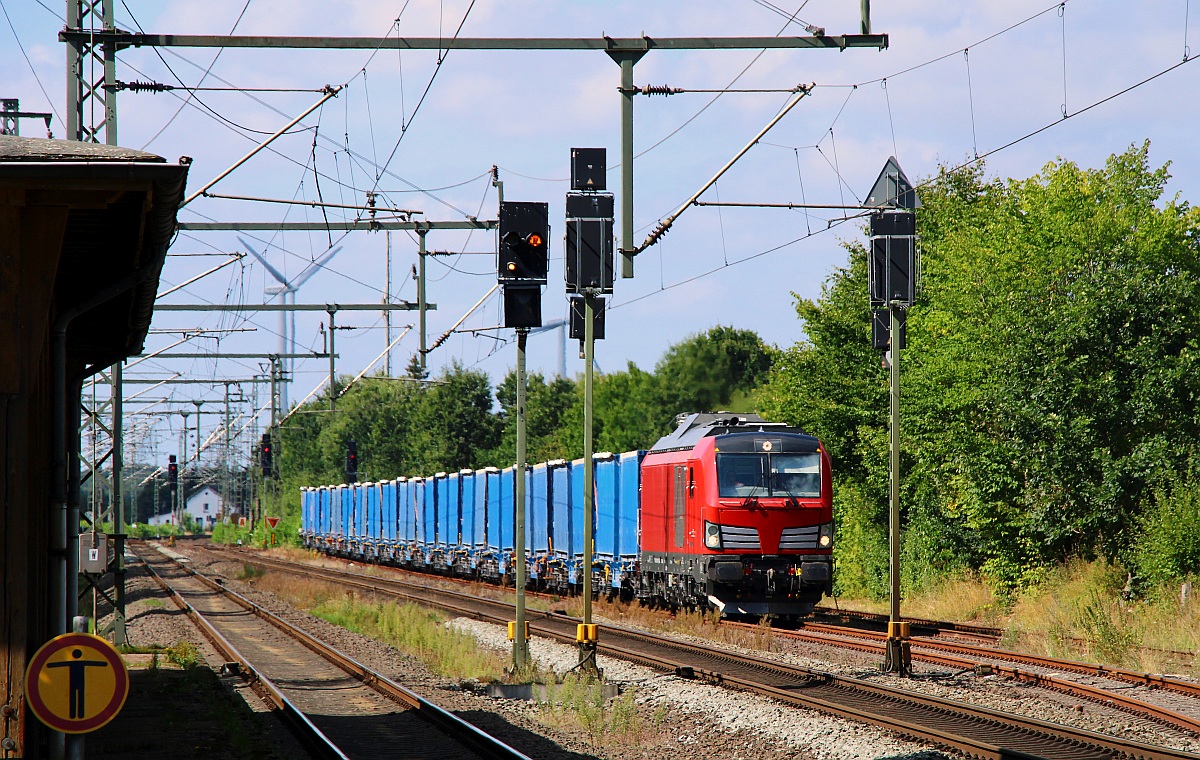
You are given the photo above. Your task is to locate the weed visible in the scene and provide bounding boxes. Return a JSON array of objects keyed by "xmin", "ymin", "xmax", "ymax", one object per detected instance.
[
  {"xmin": 167, "ymin": 640, "xmax": 201, "ymax": 670},
  {"xmin": 1076, "ymin": 592, "xmax": 1138, "ymax": 665},
  {"xmin": 537, "ymin": 677, "xmax": 659, "ymax": 747},
  {"xmin": 296, "ymin": 592, "xmax": 508, "ymax": 682},
  {"xmin": 236, "ymin": 563, "xmax": 266, "ymax": 582}
]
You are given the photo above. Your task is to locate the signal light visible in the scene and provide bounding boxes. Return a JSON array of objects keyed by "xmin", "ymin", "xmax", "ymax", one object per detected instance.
[
  {"xmin": 260, "ymin": 433, "xmax": 273, "ymax": 477},
  {"xmin": 345, "ymin": 440, "xmax": 358, "ymax": 483},
  {"xmin": 167, "ymin": 454, "xmax": 178, "ymax": 489},
  {"xmin": 497, "ymin": 201, "xmax": 549, "ymax": 283}
]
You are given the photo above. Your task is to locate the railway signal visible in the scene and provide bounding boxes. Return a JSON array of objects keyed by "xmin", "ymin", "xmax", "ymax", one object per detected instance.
[
  {"xmin": 497, "ymin": 201, "xmax": 549, "ymax": 283},
  {"xmin": 167, "ymin": 455, "xmax": 178, "ymax": 490},
  {"xmin": 565, "ymin": 147, "xmax": 613, "ymax": 677},
  {"xmin": 565, "ymin": 193, "xmax": 615, "ymax": 294},
  {"xmin": 864, "ymin": 157, "xmax": 920, "ymax": 676},
  {"xmin": 345, "ymin": 440, "xmax": 358, "ymax": 483},
  {"xmin": 260, "ymin": 433, "xmax": 273, "ymax": 477}
]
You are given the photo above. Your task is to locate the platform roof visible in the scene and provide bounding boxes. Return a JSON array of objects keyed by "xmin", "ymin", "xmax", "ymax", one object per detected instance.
[{"xmin": 0, "ymin": 135, "xmax": 190, "ymax": 374}]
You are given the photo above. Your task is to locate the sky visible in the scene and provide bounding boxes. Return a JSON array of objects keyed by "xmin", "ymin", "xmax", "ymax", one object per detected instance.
[{"xmin": 4, "ymin": 0, "xmax": 1199, "ymax": 466}]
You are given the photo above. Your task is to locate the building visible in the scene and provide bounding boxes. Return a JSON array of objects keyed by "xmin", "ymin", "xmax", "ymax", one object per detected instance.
[
  {"xmin": 147, "ymin": 484, "xmax": 224, "ymax": 529},
  {"xmin": 0, "ymin": 133, "xmax": 189, "ymax": 756}
]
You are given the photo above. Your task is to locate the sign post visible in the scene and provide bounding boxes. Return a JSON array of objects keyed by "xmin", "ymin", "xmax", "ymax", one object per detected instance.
[
  {"xmin": 865, "ymin": 157, "xmax": 920, "ymax": 676},
  {"xmin": 26, "ymin": 632, "xmax": 130, "ymax": 735},
  {"xmin": 266, "ymin": 515, "xmax": 280, "ymax": 546}
]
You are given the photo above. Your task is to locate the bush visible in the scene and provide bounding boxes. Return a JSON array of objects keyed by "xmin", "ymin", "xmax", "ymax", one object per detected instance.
[
  {"xmin": 831, "ymin": 482, "xmax": 889, "ymax": 599},
  {"xmin": 1132, "ymin": 474, "xmax": 1200, "ymax": 585}
]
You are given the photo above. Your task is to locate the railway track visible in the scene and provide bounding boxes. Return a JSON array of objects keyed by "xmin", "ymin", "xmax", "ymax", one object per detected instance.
[
  {"xmin": 133, "ymin": 544, "xmax": 531, "ymax": 760},
  {"xmin": 726, "ymin": 619, "xmax": 1200, "ymax": 736},
  {"xmin": 209, "ymin": 545, "xmax": 1200, "ymax": 760}
]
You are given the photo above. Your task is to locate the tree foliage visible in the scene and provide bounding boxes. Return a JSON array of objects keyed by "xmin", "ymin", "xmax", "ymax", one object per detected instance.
[{"xmin": 763, "ymin": 143, "xmax": 1200, "ymax": 593}]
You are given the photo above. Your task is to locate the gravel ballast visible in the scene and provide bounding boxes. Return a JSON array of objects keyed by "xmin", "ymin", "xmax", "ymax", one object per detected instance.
[{"xmin": 119, "ymin": 541, "xmax": 1200, "ymax": 760}]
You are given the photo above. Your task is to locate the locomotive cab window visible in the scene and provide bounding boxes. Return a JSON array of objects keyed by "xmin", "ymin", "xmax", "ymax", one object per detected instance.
[
  {"xmin": 717, "ymin": 454, "xmax": 766, "ymax": 497},
  {"xmin": 718, "ymin": 453, "xmax": 821, "ymax": 499},
  {"xmin": 769, "ymin": 453, "xmax": 821, "ymax": 498}
]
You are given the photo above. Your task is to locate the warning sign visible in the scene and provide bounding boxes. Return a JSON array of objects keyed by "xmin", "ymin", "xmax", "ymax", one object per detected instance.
[
  {"xmin": 265, "ymin": 516, "xmax": 280, "ymax": 529},
  {"xmin": 25, "ymin": 633, "xmax": 129, "ymax": 733}
]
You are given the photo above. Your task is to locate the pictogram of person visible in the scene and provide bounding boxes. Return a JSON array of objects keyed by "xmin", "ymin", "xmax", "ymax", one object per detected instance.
[{"xmin": 47, "ymin": 648, "xmax": 108, "ymax": 719}]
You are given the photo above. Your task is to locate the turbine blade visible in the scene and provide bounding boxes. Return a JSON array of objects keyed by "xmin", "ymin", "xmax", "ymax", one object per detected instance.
[
  {"xmin": 239, "ymin": 237, "xmax": 290, "ymax": 286},
  {"xmin": 291, "ymin": 246, "xmax": 344, "ymax": 289}
]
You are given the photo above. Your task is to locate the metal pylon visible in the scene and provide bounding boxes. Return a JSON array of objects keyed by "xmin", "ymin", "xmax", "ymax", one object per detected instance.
[{"xmin": 66, "ymin": 0, "xmax": 127, "ymax": 647}]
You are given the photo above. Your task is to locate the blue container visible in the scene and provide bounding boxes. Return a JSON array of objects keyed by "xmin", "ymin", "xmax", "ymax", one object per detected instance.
[
  {"xmin": 398, "ymin": 477, "xmax": 412, "ymax": 542},
  {"xmin": 473, "ymin": 469, "xmax": 494, "ymax": 548},
  {"xmin": 459, "ymin": 470, "xmax": 477, "ymax": 551},
  {"xmin": 413, "ymin": 479, "xmax": 424, "ymax": 545},
  {"xmin": 354, "ymin": 483, "xmax": 368, "ymax": 539},
  {"xmin": 405, "ymin": 478, "xmax": 421, "ymax": 544},
  {"xmin": 381, "ymin": 480, "xmax": 396, "ymax": 542},
  {"xmin": 551, "ymin": 462, "xmax": 572, "ymax": 558},
  {"xmin": 422, "ymin": 476, "xmax": 438, "ymax": 547},
  {"xmin": 340, "ymin": 484, "xmax": 352, "ymax": 540},
  {"xmin": 485, "ymin": 469, "xmax": 503, "ymax": 552},
  {"xmin": 300, "ymin": 488, "xmax": 311, "ymax": 533},
  {"xmin": 437, "ymin": 472, "xmax": 455, "ymax": 548},
  {"xmin": 498, "ymin": 467, "xmax": 515, "ymax": 552},
  {"xmin": 529, "ymin": 463, "xmax": 550, "ymax": 556},
  {"xmin": 569, "ymin": 458, "xmax": 587, "ymax": 563},
  {"xmin": 319, "ymin": 485, "xmax": 328, "ymax": 533},
  {"xmin": 365, "ymin": 482, "xmax": 380, "ymax": 542},
  {"xmin": 313, "ymin": 487, "xmax": 324, "ymax": 536},
  {"xmin": 618, "ymin": 450, "xmax": 645, "ymax": 559},
  {"xmin": 595, "ymin": 454, "xmax": 618, "ymax": 560}
]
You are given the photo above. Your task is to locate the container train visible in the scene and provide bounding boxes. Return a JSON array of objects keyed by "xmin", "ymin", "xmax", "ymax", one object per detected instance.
[{"xmin": 300, "ymin": 412, "xmax": 833, "ymax": 617}]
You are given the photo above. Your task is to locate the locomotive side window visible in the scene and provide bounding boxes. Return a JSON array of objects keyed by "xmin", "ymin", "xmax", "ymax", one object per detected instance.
[
  {"xmin": 717, "ymin": 454, "xmax": 767, "ymax": 497},
  {"xmin": 769, "ymin": 453, "xmax": 821, "ymax": 498},
  {"xmin": 717, "ymin": 453, "xmax": 820, "ymax": 498}
]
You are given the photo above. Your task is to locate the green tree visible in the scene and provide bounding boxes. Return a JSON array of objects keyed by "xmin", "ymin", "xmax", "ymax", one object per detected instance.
[{"xmin": 763, "ymin": 143, "xmax": 1200, "ymax": 593}]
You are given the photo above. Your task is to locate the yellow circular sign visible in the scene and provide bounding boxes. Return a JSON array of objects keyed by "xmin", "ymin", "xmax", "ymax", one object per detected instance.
[{"xmin": 25, "ymin": 633, "xmax": 129, "ymax": 734}]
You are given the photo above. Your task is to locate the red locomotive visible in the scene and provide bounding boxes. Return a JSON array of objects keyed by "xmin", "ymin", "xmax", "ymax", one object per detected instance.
[{"xmin": 636, "ymin": 413, "xmax": 833, "ymax": 617}]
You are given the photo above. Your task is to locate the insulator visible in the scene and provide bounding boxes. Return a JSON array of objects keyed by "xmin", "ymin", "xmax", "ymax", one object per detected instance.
[
  {"xmin": 640, "ymin": 84, "xmax": 682, "ymax": 97},
  {"xmin": 119, "ymin": 79, "xmax": 172, "ymax": 93}
]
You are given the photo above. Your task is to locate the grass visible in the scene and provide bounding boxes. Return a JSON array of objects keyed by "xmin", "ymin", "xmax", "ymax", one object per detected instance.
[
  {"xmin": 536, "ymin": 676, "xmax": 667, "ymax": 747},
  {"xmin": 836, "ymin": 559, "xmax": 1200, "ymax": 673},
  {"xmin": 247, "ymin": 571, "xmax": 509, "ymax": 681},
  {"xmin": 242, "ymin": 555, "xmax": 669, "ymax": 748},
  {"xmin": 235, "ymin": 563, "xmax": 266, "ymax": 581}
]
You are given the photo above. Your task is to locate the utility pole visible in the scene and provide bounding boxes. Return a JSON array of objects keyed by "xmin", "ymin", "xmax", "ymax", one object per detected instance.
[
  {"xmin": 385, "ymin": 231, "xmax": 392, "ymax": 375},
  {"xmin": 178, "ymin": 410, "xmax": 189, "ymax": 525},
  {"xmin": 580, "ymin": 291, "xmax": 598, "ymax": 673},
  {"xmin": 327, "ymin": 307, "xmax": 337, "ymax": 410},
  {"xmin": 513, "ymin": 328, "xmax": 530, "ymax": 670},
  {"xmin": 417, "ymin": 229, "xmax": 428, "ymax": 372}
]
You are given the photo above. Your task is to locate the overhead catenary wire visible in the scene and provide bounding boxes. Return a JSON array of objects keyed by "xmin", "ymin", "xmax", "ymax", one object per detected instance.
[
  {"xmin": 613, "ymin": 50, "xmax": 1200, "ymax": 314},
  {"xmin": 636, "ymin": 84, "xmax": 813, "ymax": 253}
]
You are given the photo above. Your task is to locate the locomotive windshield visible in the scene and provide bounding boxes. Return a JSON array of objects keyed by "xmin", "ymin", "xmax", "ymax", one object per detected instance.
[{"xmin": 717, "ymin": 453, "xmax": 821, "ymax": 498}]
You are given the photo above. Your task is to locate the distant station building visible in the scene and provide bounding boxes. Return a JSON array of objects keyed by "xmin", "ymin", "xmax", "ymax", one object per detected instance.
[
  {"xmin": 147, "ymin": 484, "xmax": 224, "ymax": 529},
  {"xmin": 0, "ymin": 134, "xmax": 189, "ymax": 756}
]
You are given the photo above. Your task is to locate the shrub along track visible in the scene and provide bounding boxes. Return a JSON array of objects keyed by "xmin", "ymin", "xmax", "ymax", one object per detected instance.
[
  {"xmin": 212, "ymin": 545, "xmax": 1200, "ymax": 760},
  {"xmin": 131, "ymin": 543, "xmax": 530, "ymax": 760}
]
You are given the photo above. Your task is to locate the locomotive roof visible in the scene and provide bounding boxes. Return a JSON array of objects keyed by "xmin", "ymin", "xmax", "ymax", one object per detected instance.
[{"xmin": 648, "ymin": 412, "xmax": 814, "ymax": 453}]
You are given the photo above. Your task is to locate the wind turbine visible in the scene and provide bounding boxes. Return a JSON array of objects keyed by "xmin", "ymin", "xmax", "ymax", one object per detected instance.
[
  {"xmin": 240, "ymin": 238, "xmax": 344, "ymax": 410},
  {"xmin": 529, "ymin": 318, "xmax": 567, "ymax": 379}
]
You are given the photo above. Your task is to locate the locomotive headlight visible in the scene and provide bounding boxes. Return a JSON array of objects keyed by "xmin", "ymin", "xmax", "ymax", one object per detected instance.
[
  {"xmin": 704, "ymin": 521, "xmax": 722, "ymax": 549},
  {"xmin": 818, "ymin": 522, "xmax": 833, "ymax": 548}
]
